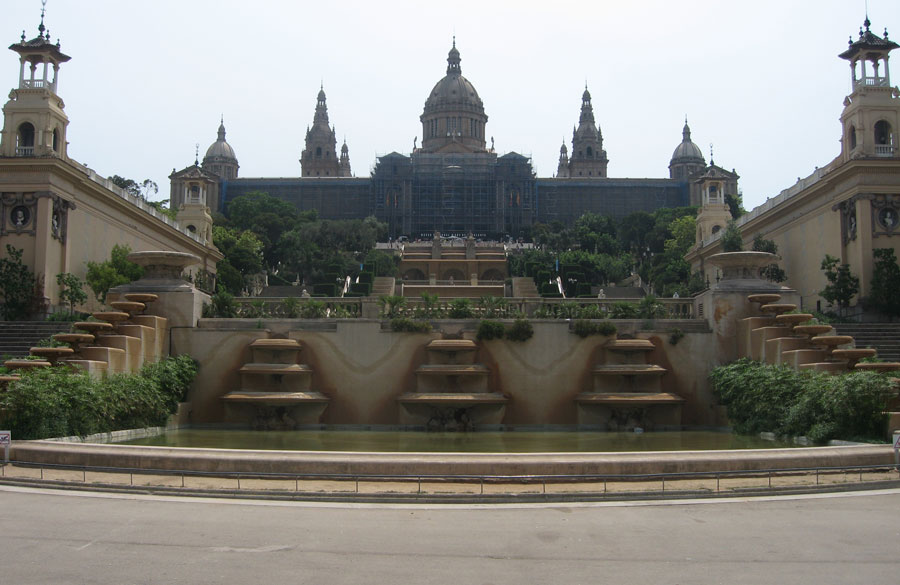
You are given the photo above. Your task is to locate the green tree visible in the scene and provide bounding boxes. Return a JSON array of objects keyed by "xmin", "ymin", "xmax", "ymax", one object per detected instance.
[
  {"xmin": 720, "ymin": 220, "xmax": 743, "ymax": 252},
  {"xmin": 724, "ymin": 192, "xmax": 746, "ymax": 220},
  {"xmin": 84, "ymin": 244, "xmax": 144, "ymax": 302},
  {"xmin": 55, "ymin": 272, "xmax": 87, "ymax": 314},
  {"xmin": 0, "ymin": 245, "xmax": 38, "ymax": 320},
  {"xmin": 212, "ymin": 226, "xmax": 265, "ymax": 295},
  {"xmin": 751, "ymin": 234, "xmax": 787, "ymax": 282},
  {"xmin": 574, "ymin": 212, "xmax": 620, "ymax": 254},
  {"xmin": 820, "ymin": 254, "xmax": 859, "ymax": 311},
  {"xmin": 109, "ymin": 175, "xmax": 158, "ymax": 199},
  {"xmin": 868, "ymin": 248, "xmax": 900, "ymax": 319}
]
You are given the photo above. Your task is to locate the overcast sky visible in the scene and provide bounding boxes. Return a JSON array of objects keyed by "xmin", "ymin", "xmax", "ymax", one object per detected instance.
[{"xmin": 4, "ymin": 1, "xmax": 898, "ymax": 212}]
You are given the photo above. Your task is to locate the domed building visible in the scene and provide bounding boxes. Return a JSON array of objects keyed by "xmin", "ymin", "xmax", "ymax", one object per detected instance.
[
  {"xmin": 202, "ymin": 118, "xmax": 239, "ymax": 181},
  {"xmin": 214, "ymin": 40, "xmax": 701, "ymax": 238},
  {"xmin": 419, "ymin": 40, "xmax": 488, "ymax": 154},
  {"xmin": 668, "ymin": 119, "xmax": 705, "ymax": 181}
]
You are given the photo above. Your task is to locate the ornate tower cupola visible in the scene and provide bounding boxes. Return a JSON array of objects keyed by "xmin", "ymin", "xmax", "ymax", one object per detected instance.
[
  {"xmin": 694, "ymin": 166, "xmax": 735, "ymax": 245},
  {"xmin": 839, "ymin": 16, "xmax": 900, "ymax": 161},
  {"xmin": 338, "ymin": 139, "xmax": 351, "ymax": 177},
  {"xmin": 1, "ymin": 2, "xmax": 71, "ymax": 159},
  {"xmin": 301, "ymin": 86, "xmax": 347, "ymax": 177},
  {"xmin": 568, "ymin": 86, "xmax": 608, "ymax": 177},
  {"xmin": 557, "ymin": 141, "xmax": 570, "ymax": 178},
  {"xmin": 669, "ymin": 118, "xmax": 706, "ymax": 180},
  {"xmin": 420, "ymin": 39, "xmax": 489, "ymax": 153},
  {"xmin": 202, "ymin": 117, "xmax": 239, "ymax": 180}
]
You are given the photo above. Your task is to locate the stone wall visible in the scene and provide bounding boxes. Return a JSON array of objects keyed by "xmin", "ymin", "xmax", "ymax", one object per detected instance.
[{"xmin": 173, "ymin": 319, "xmax": 718, "ymax": 428}]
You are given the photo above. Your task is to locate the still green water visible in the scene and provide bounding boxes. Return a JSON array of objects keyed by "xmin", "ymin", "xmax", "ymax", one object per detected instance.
[{"xmin": 120, "ymin": 429, "xmax": 796, "ymax": 453}]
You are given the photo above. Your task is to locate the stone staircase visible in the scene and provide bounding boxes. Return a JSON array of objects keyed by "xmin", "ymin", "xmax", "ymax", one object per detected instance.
[
  {"xmin": 0, "ymin": 321, "xmax": 73, "ymax": 358},
  {"xmin": 372, "ymin": 276, "xmax": 395, "ymax": 297},
  {"xmin": 832, "ymin": 323, "xmax": 900, "ymax": 362},
  {"xmin": 511, "ymin": 277, "xmax": 539, "ymax": 298}
]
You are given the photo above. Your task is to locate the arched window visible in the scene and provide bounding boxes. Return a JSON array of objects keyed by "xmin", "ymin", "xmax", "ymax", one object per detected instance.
[
  {"xmin": 874, "ymin": 120, "xmax": 893, "ymax": 156},
  {"xmin": 315, "ymin": 146, "xmax": 322, "ymax": 158},
  {"xmin": 848, "ymin": 125, "xmax": 857, "ymax": 150},
  {"xmin": 586, "ymin": 146, "xmax": 593, "ymax": 157},
  {"xmin": 52, "ymin": 128, "xmax": 59, "ymax": 152},
  {"xmin": 16, "ymin": 122, "xmax": 35, "ymax": 155},
  {"xmin": 711, "ymin": 225, "xmax": 721, "ymax": 234},
  {"xmin": 874, "ymin": 120, "xmax": 892, "ymax": 145}
]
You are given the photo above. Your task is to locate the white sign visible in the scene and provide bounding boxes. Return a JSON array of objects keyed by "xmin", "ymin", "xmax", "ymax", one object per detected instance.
[
  {"xmin": 0, "ymin": 431, "xmax": 9, "ymax": 446},
  {"xmin": 894, "ymin": 432, "xmax": 900, "ymax": 450}
]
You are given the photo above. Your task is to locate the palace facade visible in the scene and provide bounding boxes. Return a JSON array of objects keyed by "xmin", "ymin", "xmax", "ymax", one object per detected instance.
[{"xmin": 179, "ymin": 41, "xmax": 732, "ymax": 239}]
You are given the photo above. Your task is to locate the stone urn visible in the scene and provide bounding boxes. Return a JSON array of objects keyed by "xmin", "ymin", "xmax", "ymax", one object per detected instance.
[
  {"xmin": 126, "ymin": 251, "xmax": 199, "ymax": 290},
  {"xmin": 706, "ymin": 251, "xmax": 781, "ymax": 291}
]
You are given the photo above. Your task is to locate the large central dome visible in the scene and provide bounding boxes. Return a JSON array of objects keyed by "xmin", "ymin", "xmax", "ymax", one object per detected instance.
[{"xmin": 419, "ymin": 41, "xmax": 488, "ymax": 153}]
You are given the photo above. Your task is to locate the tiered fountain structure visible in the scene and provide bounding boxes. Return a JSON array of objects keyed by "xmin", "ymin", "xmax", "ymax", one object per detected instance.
[
  {"xmin": 397, "ymin": 338, "xmax": 507, "ymax": 430},
  {"xmin": 576, "ymin": 337, "xmax": 682, "ymax": 430},
  {"xmin": 221, "ymin": 338, "xmax": 329, "ymax": 430},
  {"xmin": 3, "ymin": 293, "xmax": 166, "ymax": 379},
  {"xmin": 740, "ymin": 292, "xmax": 899, "ymax": 374}
]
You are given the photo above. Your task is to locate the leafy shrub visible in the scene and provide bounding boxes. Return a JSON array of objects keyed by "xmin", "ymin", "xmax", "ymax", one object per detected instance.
[
  {"xmin": 245, "ymin": 299, "xmax": 268, "ymax": 318},
  {"xmin": 609, "ymin": 301, "xmax": 640, "ymax": 319},
  {"xmin": 720, "ymin": 220, "xmax": 743, "ymax": 252},
  {"xmin": 139, "ymin": 354, "xmax": 199, "ymax": 404},
  {"xmin": 710, "ymin": 358, "xmax": 893, "ymax": 442},
  {"xmin": 448, "ymin": 298, "xmax": 474, "ymax": 319},
  {"xmin": 477, "ymin": 319, "xmax": 506, "ymax": 341},
  {"xmin": 300, "ymin": 300, "xmax": 327, "ymax": 318},
  {"xmin": 557, "ymin": 302, "xmax": 580, "ymax": 319},
  {"xmin": 0, "ymin": 355, "xmax": 198, "ymax": 439},
  {"xmin": 505, "ymin": 319, "xmax": 534, "ymax": 342},
  {"xmin": 477, "ymin": 296, "xmax": 508, "ymax": 318},
  {"xmin": 204, "ymin": 288, "xmax": 238, "ymax": 318},
  {"xmin": 638, "ymin": 295, "xmax": 667, "ymax": 319},
  {"xmin": 573, "ymin": 319, "xmax": 617, "ymax": 338},
  {"xmin": 282, "ymin": 296, "xmax": 301, "ymax": 318},
  {"xmin": 46, "ymin": 311, "xmax": 87, "ymax": 322},
  {"xmin": 668, "ymin": 328, "xmax": 685, "ymax": 345},
  {"xmin": 390, "ymin": 318, "xmax": 432, "ymax": 333},
  {"xmin": 378, "ymin": 294, "xmax": 406, "ymax": 318},
  {"xmin": 417, "ymin": 292, "xmax": 440, "ymax": 318},
  {"xmin": 0, "ymin": 245, "xmax": 39, "ymax": 320}
]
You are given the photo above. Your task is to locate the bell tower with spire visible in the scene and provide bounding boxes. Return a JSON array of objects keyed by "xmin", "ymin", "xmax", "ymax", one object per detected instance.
[
  {"xmin": 839, "ymin": 16, "xmax": 900, "ymax": 161},
  {"xmin": 1, "ymin": 1, "xmax": 71, "ymax": 159},
  {"xmin": 300, "ymin": 86, "xmax": 350, "ymax": 177},
  {"xmin": 567, "ymin": 86, "xmax": 608, "ymax": 177}
]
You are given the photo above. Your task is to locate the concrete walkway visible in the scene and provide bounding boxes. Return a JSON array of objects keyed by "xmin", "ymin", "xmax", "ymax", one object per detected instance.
[{"xmin": 1, "ymin": 485, "xmax": 898, "ymax": 584}]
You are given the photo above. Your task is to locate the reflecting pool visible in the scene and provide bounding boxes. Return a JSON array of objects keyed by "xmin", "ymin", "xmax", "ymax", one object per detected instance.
[{"xmin": 119, "ymin": 429, "xmax": 797, "ymax": 453}]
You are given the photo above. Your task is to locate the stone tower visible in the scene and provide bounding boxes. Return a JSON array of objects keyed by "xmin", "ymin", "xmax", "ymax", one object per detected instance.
[
  {"xmin": 567, "ymin": 86, "xmax": 608, "ymax": 177},
  {"xmin": 202, "ymin": 117, "xmax": 239, "ymax": 180},
  {"xmin": 556, "ymin": 142, "xmax": 570, "ymax": 178},
  {"xmin": 0, "ymin": 7, "xmax": 70, "ymax": 159},
  {"xmin": 300, "ymin": 86, "xmax": 350, "ymax": 177},
  {"xmin": 694, "ymin": 166, "xmax": 735, "ymax": 244},
  {"xmin": 420, "ymin": 40, "xmax": 489, "ymax": 154},
  {"xmin": 838, "ymin": 17, "xmax": 900, "ymax": 161},
  {"xmin": 171, "ymin": 151, "xmax": 217, "ymax": 246}
]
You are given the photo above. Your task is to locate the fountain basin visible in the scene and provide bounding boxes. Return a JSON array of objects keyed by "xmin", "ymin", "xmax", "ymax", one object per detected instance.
[
  {"xmin": 576, "ymin": 392, "xmax": 685, "ymax": 405},
  {"xmin": 605, "ymin": 339, "xmax": 655, "ymax": 352},
  {"xmin": 592, "ymin": 365, "xmax": 667, "ymax": 376},
  {"xmin": 221, "ymin": 391, "xmax": 329, "ymax": 405},
  {"xmin": 794, "ymin": 325, "xmax": 833, "ymax": 337}
]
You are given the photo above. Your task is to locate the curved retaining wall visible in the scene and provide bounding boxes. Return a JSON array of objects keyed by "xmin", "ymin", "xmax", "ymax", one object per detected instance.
[{"xmin": 10, "ymin": 441, "xmax": 895, "ymax": 477}]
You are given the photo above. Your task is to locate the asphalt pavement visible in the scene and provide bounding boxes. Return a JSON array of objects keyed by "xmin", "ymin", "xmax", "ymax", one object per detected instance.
[{"xmin": 1, "ymin": 486, "xmax": 898, "ymax": 584}]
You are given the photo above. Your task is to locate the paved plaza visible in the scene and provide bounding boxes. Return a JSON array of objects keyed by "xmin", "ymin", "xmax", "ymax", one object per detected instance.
[{"xmin": 0, "ymin": 485, "xmax": 898, "ymax": 584}]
